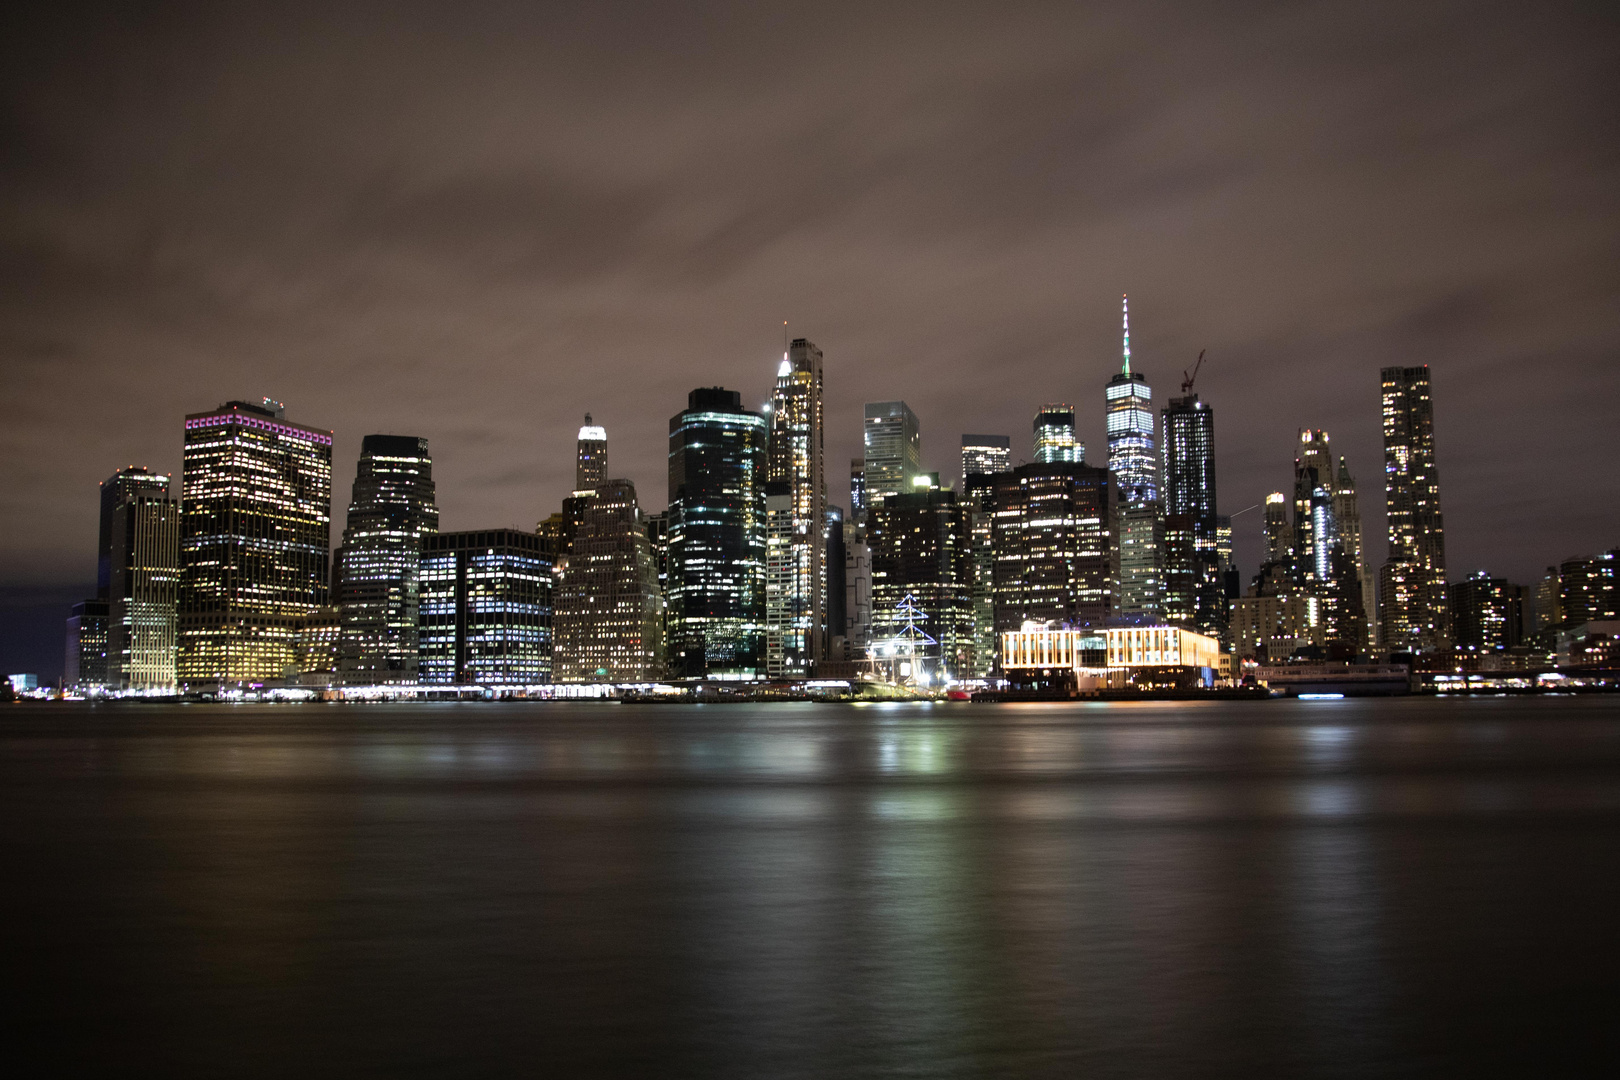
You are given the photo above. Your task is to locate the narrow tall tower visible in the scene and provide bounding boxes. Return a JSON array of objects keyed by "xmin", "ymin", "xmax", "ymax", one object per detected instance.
[
  {"xmin": 1379, "ymin": 366, "xmax": 1448, "ymax": 651},
  {"xmin": 1107, "ymin": 295, "xmax": 1162, "ymax": 618},
  {"xmin": 575, "ymin": 415, "xmax": 606, "ymax": 494},
  {"xmin": 766, "ymin": 338, "xmax": 827, "ymax": 675}
]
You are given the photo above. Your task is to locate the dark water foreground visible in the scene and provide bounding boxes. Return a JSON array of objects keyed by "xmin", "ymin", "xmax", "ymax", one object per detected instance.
[{"xmin": 3, "ymin": 698, "xmax": 1619, "ymax": 1078}]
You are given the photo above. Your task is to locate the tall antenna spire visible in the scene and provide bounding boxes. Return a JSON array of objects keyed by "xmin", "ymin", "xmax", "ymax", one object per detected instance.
[{"xmin": 1121, "ymin": 293, "xmax": 1131, "ymax": 375}]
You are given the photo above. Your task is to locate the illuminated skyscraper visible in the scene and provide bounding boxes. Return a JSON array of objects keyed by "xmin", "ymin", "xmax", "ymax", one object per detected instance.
[
  {"xmin": 849, "ymin": 458, "xmax": 867, "ymax": 520},
  {"xmin": 107, "ymin": 478, "xmax": 180, "ymax": 690},
  {"xmin": 1162, "ymin": 390, "xmax": 1223, "ymax": 640},
  {"xmin": 862, "ymin": 401, "xmax": 921, "ymax": 509},
  {"xmin": 555, "ymin": 479, "xmax": 663, "ymax": 682},
  {"xmin": 419, "ymin": 529, "xmax": 551, "ymax": 684},
  {"xmin": 64, "ymin": 599, "xmax": 109, "ymax": 690},
  {"xmin": 575, "ymin": 415, "xmax": 606, "ymax": 494},
  {"xmin": 961, "ymin": 434, "xmax": 1011, "ymax": 675},
  {"xmin": 1379, "ymin": 366, "xmax": 1448, "ymax": 651},
  {"xmin": 667, "ymin": 388, "xmax": 768, "ymax": 679},
  {"xmin": 1559, "ymin": 549, "xmax": 1619, "ymax": 625},
  {"xmin": 992, "ymin": 462, "xmax": 1117, "ymax": 637},
  {"xmin": 178, "ymin": 399, "xmax": 332, "ymax": 686},
  {"xmin": 867, "ymin": 482, "xmax": 974, "ymax": 682},
  {"xmin": 1263, "ymin": 492, "xmax": 1293, "ymax": 566},
  {"xmin": 1106, "ymin": 295, "xmax": 1161, "ymax": 617},
  {"xmin": 961, "ymin": 434, "xmax": 1011, "ymax": 487},
  {"xmin": 1032, "ymin": 406, "xmax": 1082, "ymax": 465},
  {"xmin": 1290, "ymin": 430, "xmax": 1365, "ymax": 651},
  {"xmin": 336, "ymin": 435, "xmax": 438, "ymax": 684},
  {"xmin": 765, "ymin": 338, "xmax": 827, "ymax": 675},
  {"xmin": 99, "ymin": 468, "xmax": 172, "ymax": 599},
  {"xmin": 68, "ymin": 466, "xmax": 172, "ymax": 690},
  {"xmin": 1449, "ymin": 572, "xmax": 1524, "ymax": 652}
]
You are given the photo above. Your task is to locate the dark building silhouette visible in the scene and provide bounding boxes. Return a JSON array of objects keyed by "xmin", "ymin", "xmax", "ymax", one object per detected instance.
[
  {"xmin": 1449, "ymin": 572, "xmax": 1525, "ymax": 652},
  {"xmin": 867, "ymin": 484, "xmax": 974, "ymax": 680}
]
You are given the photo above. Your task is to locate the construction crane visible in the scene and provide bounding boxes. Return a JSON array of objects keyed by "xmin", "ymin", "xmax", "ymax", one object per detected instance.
[{"xmin": 1181, "ymin": 349, "xmax": 1206, "ymax": 396}]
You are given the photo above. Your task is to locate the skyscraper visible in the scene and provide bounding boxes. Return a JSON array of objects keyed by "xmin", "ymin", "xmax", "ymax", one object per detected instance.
[
  {"xmin": 867, "ymin": 483, "xmax": 974, "ymax": 682},
  {"xmin": 765, "ymin": 338, "xmax": 827, "ymax": 675},
  {"xmin": 419, "ymin": 529, "xmax": 551, "ymax": 684},
  {"xmin": 862, "ymin": 401, "xmax": 921, "ymax": 509},
  {"xmin": 667, "ymin": 388, "xmax": 768, "ymax": 679},
  {"xmin": 992, "ymin": 462, "xmax": 1117, "ymax": 637},
  {"xmin": 1449, "ymin": 572, "xmax": 1525, "ymax": 652},
  {"xmin": 107, "ymin": 477, "xmax": 180, "ymax": 690},
  {"xmin": 64, "ymin": 599, "xmax": 110, "ymax": 691},
  {"xmin": 98, "ymin": 468, "xmax": 172, "ymax": 599},
  {"xmin": 1292, "ymin": 430, "xmax": 1365, "ymax": 652},
  {"xmin": 555, "ymin": 479, "xmax": 664, "ymax": 682},
  {"xmin": 1161, "ymin": 389, "xmax": 1222, "ymax": 640},
  {"xmin": 178, "ymin": 399, "xmax": 332, "ymax": 686},
  {"xmin": 961, "ymin": 435, "xmax": 1011, "ymax": 676},
  {"xmin": 849, "ymin": 458, "xmax": 867, "ymax": 520},
  {"xmin": 337, "ymin": 435, "xmax": 438, "ymax": 684},
  {"xmin": 1379, "ymin": 366, "xmax": 1448, "ymax": 651},
  {"xmin": 1106, "ymin": 295, "xmax": 1162, "ymax": 618},
  {"xmin": 1263, "ymin": 492, "xmax": 1293, "ymax": 567},
  {"xmin": 1559, "ymin": 549, "xmax": 1619, "ymax": 625},
  {"xmin": 575, "ymin": 415, "xmax": 606, "ymax": 494},
  {"xmin": 961, "ymin": 434, "xmax": 1011, "ymax": 487},
  {"xmin": 1032, "ymin": 406, "xmax": 1082, "ymax": 464},
  {"xmin": 1333, "ymin": 455, "xmax": 1376, "ymax": 650}
]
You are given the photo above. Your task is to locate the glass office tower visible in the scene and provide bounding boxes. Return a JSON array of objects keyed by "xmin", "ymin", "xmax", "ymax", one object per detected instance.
[
  {"xmin": 861, "ymin": 401, "xmax": 921, "ymax": 509},
  {"xmin": 867, "ymin": 484, "xmax": 974, "ymax": 682},
  {"xmin": 1032, "ymin": 406, "xmax": 1082, "ymax": 464},
  {"xmin": 418, "ymin": 529, "xmax": 551, "ymax": 684},
  {"xmin": 337, "ymin": 435, "xmax": 438, "ymax": 684},
  {"xmin": 178, "ymin": 399, "xmax": 332, "ymax": 687},
  {"xmin": 667, "ymin": 388, "xmax": 768, "ymax": 679},
  {"xmin": 1161, "ymin": 391, "xmax": 1223, "ymax": 640},
  {"xmin": 960, "ymin": 434, "xmax": 1011, "ymax": 488},
  {"xmin": 765, "ymin": 338, "xmax": 827, "ymax": 675},
  {"xmin": 1106, "ymin": 296, "xmax": 1162, "ymax": 618}
]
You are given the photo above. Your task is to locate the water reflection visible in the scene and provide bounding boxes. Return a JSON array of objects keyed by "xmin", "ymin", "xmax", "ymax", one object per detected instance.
[{"xmin": 4, "ymin": 698, "xmax": 1620, "ymax": 1076}]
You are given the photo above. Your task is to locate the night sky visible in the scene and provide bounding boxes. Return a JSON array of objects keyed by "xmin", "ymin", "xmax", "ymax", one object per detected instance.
[{"xmin": 3, "ymin": 1, "xmax": 1617, "ymax": 676}]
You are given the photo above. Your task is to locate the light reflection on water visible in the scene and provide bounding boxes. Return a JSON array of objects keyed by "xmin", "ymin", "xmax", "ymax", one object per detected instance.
[{"xmin": 3, "ymin": 696, "xmax": 1619, "ymax": 1077}]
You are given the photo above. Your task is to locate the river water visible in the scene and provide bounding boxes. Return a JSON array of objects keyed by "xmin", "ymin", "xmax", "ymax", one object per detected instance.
[{"xmin": 3, "ymin": 697, "xmax": 1618, "ymax": 1077}]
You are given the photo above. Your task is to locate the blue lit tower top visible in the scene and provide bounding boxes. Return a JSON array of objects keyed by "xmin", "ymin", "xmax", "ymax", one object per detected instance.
[{"xmin": 1106, "ymin": 294, "xmax": 1157, "ymax": 502}]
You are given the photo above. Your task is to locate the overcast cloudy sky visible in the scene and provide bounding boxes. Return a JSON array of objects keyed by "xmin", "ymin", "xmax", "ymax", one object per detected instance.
[{"xmin": 2, "ymin": 1, "xmax": 1617, "ymax": 672}]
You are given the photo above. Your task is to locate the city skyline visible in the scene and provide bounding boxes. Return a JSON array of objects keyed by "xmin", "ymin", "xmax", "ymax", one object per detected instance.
[{"xmin": 3, "ymin": 3, "xmax": 1617, "ymax": 678}]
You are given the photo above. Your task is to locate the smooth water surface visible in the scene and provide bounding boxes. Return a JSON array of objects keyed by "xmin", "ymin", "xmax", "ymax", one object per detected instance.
[{"xmin": 3, "ymin": 696, "xmax": 1619, "ymax": 1077}]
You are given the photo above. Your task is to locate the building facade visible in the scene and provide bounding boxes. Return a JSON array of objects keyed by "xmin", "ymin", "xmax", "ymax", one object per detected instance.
[
  {"xmin": 178, "ymin": 399, "xmax": 332, "ymax": 686},
  {"xmin": 765, "ymin": 338, "xmax": 827, "ymax": 675},
  {"xmin": 1032, "ymin": 406, "xmax": 1082, "ymax": 464},
  {"xmin": 1379, "ymin": 366, "xmax": 1448, "ymax": 651},
  {"xmin": 991, "ymin": 462, "xmax": 1117, "ymax": 639},
  {"xmin": 1161, "ymin": 391, "xmax": 1223, "ymax": 640},
  {"xmin": 1448, "ymin": 572, "xmax": 1525, "ymax": 653},
  {"xmin": 107, "ymin": 482, "xmax": 181, "ymax": 690},
  {"xmin": 419, "ymin": 529, "xmax": 552, "ymax": 684},
  {"xmin": 554, "ymin": 479, "xmax": 663, "ymax": 682},
  {"xmin": 861, "ymin": 401, "xmax": 921, "ymax": 510},
  {"xmin": 64, "ymin": 599, "xmax": 110, "ymax": 691},
  {"xmin": 667, "ymin": 388, "xmax": 768, "ymax": 679},
  {"xmin": 1559, "ymin": 549, "xmax": 1618, "ymax": 626},
  {"xmin": 960, "ymin": 434, "xmax": 1011, "ymax": 489},
  {"xmin": 337, "ymin": 435, "xmax": 438, "ymax": 684},
  {"xmin": 575, "ymin": 415, "xmax": 606, "ymax": 494}
]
